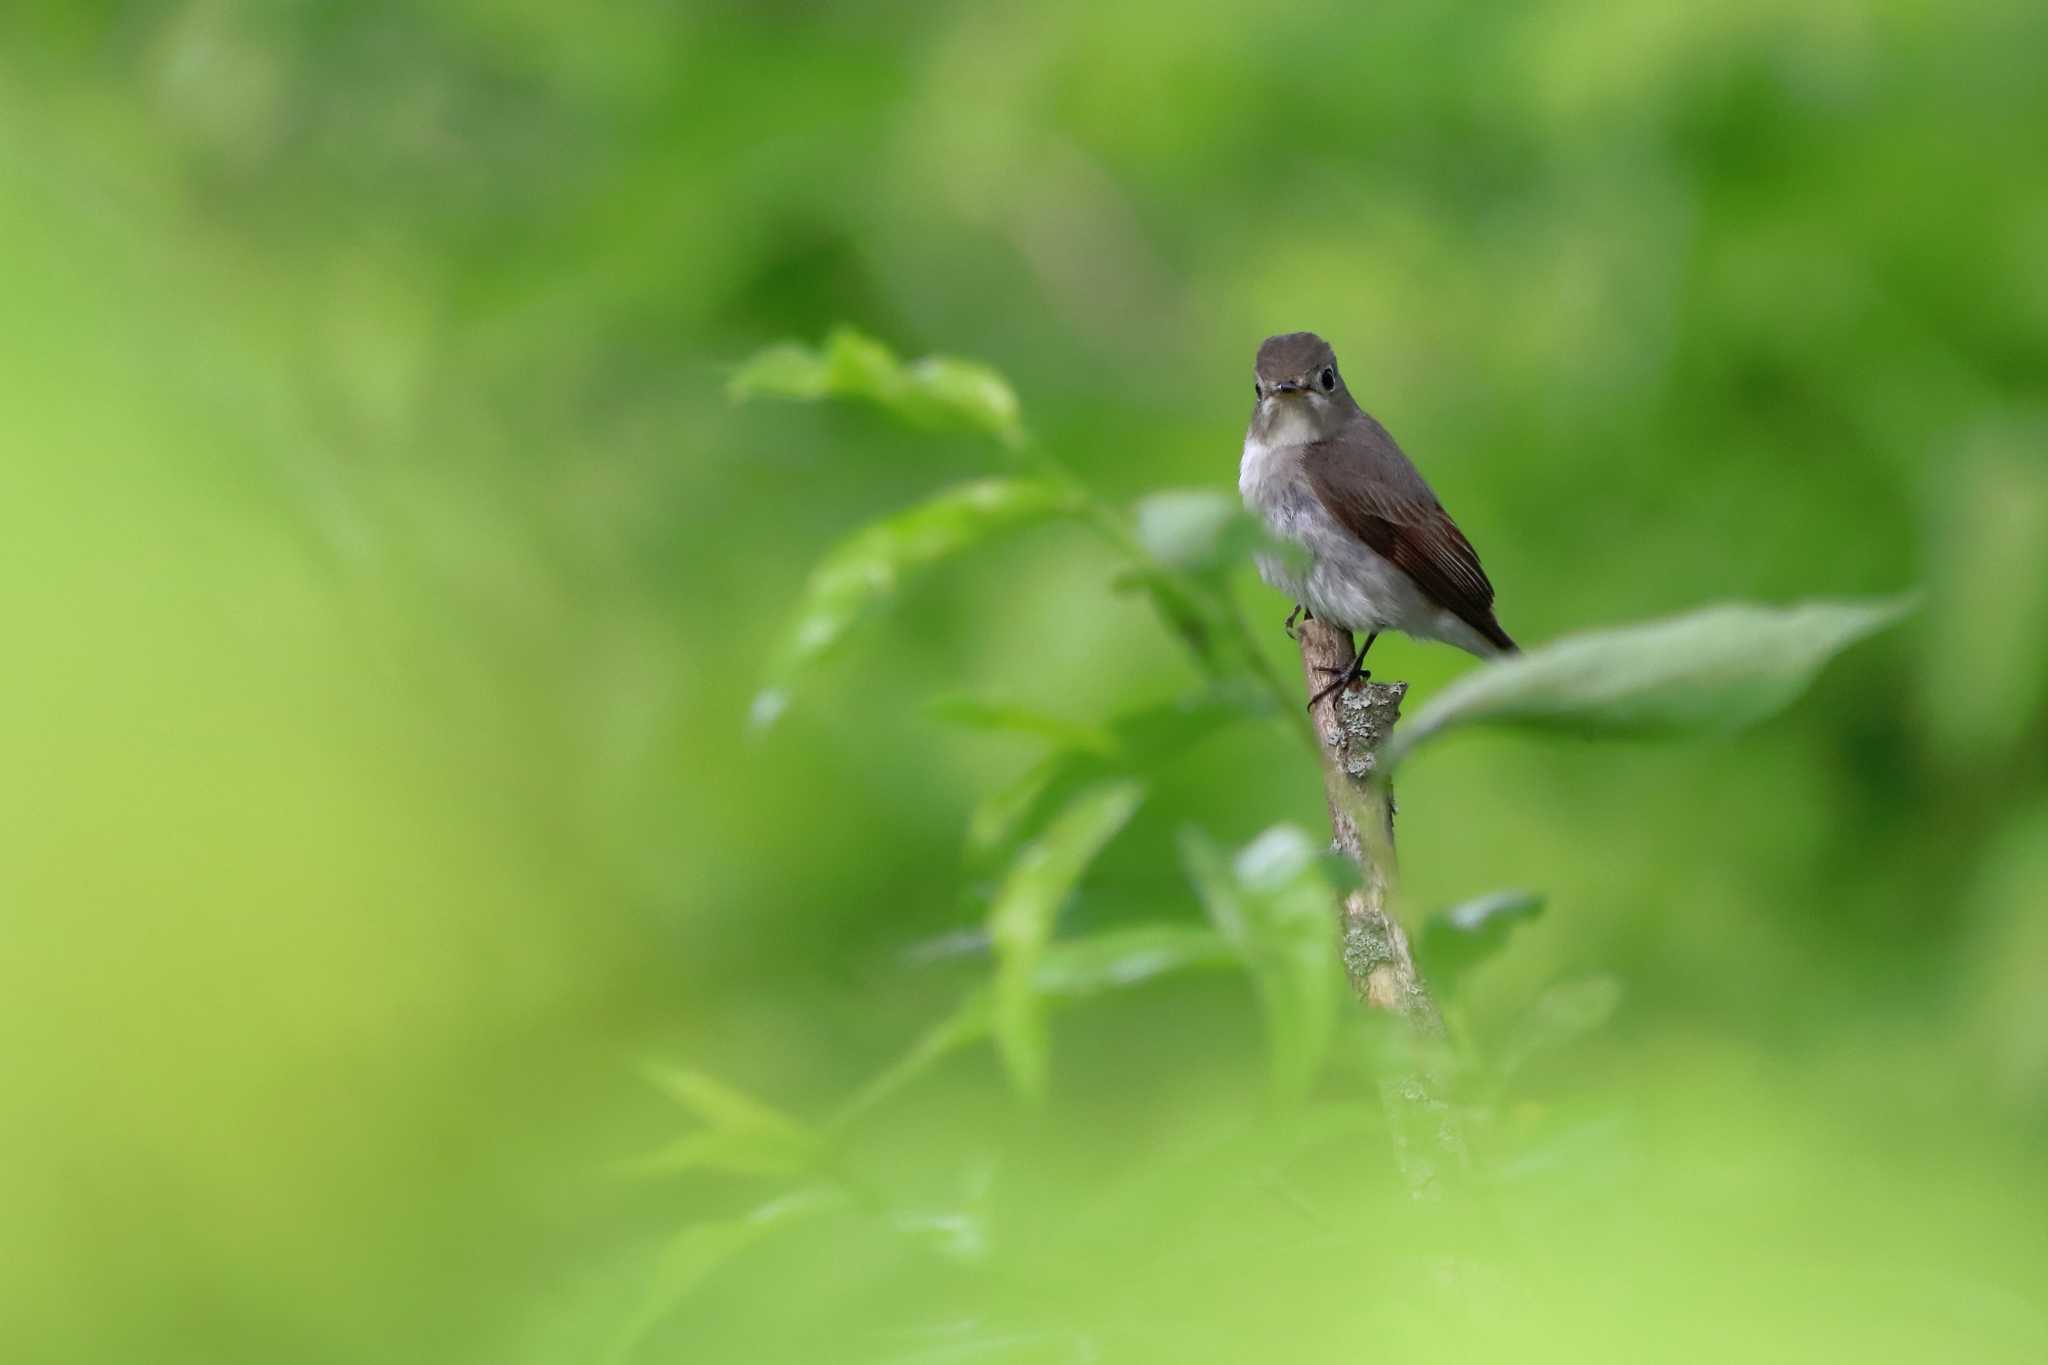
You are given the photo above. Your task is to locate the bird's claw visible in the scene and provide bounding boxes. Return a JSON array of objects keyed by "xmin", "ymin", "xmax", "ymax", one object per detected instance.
[
  {"xmin": 1307, "ymin": 635, "xmax": 1375, "ymax": 709},
  {"xmin": 1282, "ymin": 604, "xmax": 1306, "ymax": 640},
  {"xmin": 1307, "ymin": 664, "xmax": 1371, "ymax": 709}
]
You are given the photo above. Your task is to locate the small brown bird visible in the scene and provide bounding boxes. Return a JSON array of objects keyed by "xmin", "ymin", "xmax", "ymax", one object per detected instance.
[{"xmin": 1238, "ymin": 331, "xmax": 1515, "ymax": 705}]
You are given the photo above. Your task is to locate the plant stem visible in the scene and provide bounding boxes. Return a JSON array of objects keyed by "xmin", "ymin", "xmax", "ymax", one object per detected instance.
[
  {"xmin": 1295, "ymin": 618, "xmax": 1439, "ymax": 1025},
  {"xmin": 1295, "ymin": 617, "xmax": 1464, "ymax": 1198}
]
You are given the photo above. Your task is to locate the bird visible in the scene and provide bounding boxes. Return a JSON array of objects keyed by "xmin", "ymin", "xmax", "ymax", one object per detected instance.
[{"xmin": 1238, "ymin": 331, "xmax": 1516, "ymax": 708}]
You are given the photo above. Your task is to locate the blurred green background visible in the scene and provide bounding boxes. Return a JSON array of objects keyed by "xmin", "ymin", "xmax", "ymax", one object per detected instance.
[{"xmin": 3, "ymin": 2, "xmax": 2046, "ymax": 1361}]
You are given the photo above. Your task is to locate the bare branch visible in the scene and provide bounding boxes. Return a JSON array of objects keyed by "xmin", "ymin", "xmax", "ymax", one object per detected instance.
[
  {"xmin": 1295, "ymin": 617, "xmax": 1440, "ymax": 1031},
  {"xmin": 1295, "ymin": 616, "xmax": 1463, "ymax": 1196}
]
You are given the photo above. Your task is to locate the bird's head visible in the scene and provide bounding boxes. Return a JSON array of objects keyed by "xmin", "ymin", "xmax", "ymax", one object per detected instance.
[{"xmin": 1251, "ymin": 331, "xmax": 1350, "ymax": 442}]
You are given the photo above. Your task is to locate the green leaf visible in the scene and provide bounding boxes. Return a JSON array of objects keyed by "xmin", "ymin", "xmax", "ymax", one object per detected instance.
[
  {"xmin": 1119, "ymin": 492, "xmax": 1305, "ymax": 689},
  {"xmin": 724, "ymin": 341, "xmax": 832, "ymax": 402},
  {"xmin": 834, "ymin": 923, "xmax": 1229, "ymax": 1130},
  {"xmin": 1134, "ymin": 489, "xmax": 1238, "ymax": 570},
  {"xmin": 729, "ymin": 326, "xmax": 1024, "ymax": 445},
  {"xmin": 926, "ymin": 695, "xmax": 1120, "ymax": 757},
  {"xmin": 1417, "ymin": 889, "xmax": 1547, "ymax": 996},
  {"xmin": 1178, "ymin": 826, "xmax": 1251, "ymax": 947},
  {"xmin": 609, "ymin": 1187, "xmax": 841, "ymax": 1364},
  {"xmin": 832, "ymin": 990, "xmax": 995, "ymax": 1130},
  {"xmin": 1179, "ymin": 825, "xmax": 1343, "ymax": 1103},
  {"xmin": 1382, "ymin": 596, "xmax": 1917, "ymax": 769},
  {"xmin": 611, "ymin": 1127, "xmax": 813, "ymax": 1181},
  {"xmin": 625, "ymin": 1065, "xmax": 820, "ymax": 1178},
  {"xmin": 1498, "ymin": 975, "xmax": 1624, "ymax": 1079},
  {"xmin": 1133, "ymin": 489, "xmax": 1306, "ymax": 582},
  {"xmin": 986, "ymin": 781, "xmax": 1146, "ymax": 1102},
  {"xmin": 902, "ymin": 353, "xmax": 1025, "ymax": 445},
  {"xmin": 642, "ymin": 1064, "xmax": 810, "ymax": 1138},
  {"xmin": 752, "ymin": 478, "xmax": 1081, "ymax": 727},
  {"xmin": 963, "ymin": 685, "xmax": 1271, "ymax": 872},
  {"xmin": 967, "ymin": 753, "xmax": 1066, "ymax": 868},
  {"xmin": 1030, "ymin": 922, "xmax": 1236, "ymax": 996},
  {"xmin": 1230, "ymin": 823, "xmax": 1321, "ymax": 893}
]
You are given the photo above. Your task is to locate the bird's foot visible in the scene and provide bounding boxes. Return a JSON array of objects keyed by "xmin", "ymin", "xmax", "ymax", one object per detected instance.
[
  {"xmin": 1307, "ymin": 659, "xmax": 1372, "ymax": 710},
  {"xmin": 1282, "ymin": 603, "xmax": 1307, "ymax": 640}
]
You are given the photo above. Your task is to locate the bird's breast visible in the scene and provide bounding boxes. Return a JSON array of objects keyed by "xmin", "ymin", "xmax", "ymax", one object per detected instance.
[{"xmin": 1239, "ymin": 432, "xmax": 1315, "ymax": 533}]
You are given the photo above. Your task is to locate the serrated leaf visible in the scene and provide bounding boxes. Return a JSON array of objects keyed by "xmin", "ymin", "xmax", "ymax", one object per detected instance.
[
  {"xmin": 1498, "ymin": 975, "xmax": 1624, "ymax": 1078},
  {"xmin": 1417, "ymin": 889, "xmax": 1547, "ymax": 996},
  {"xmin": 753, "ymin": 478, "xmax": 1081, "ymax": 726},
  {"xmin": 986, "ymin": 781, "xmax": 1146, "ymax": 1102},
  {"xmin": 609, "ymin": 1187, "xmax": 841, "ymax": 1364},
  {"xmin": 926, "ymin": 695, "xmax": 1119, "ymax": 757},
  {"xmin": 1382, "ymin": 597, "xmax": 1917, "ymax": 769},
  {"xmin": 729, "ymin": 326, "xmax": 1024, "ymax": 445}
]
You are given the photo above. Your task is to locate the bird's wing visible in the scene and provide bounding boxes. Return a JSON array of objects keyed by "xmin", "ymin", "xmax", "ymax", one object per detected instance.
[{"xmin": 1302, "ymin": 422, "xmax": 1515, "ymax": 651}]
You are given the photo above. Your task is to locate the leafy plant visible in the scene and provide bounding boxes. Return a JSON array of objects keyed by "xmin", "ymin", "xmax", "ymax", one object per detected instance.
[{"xmin": 612, "ymin": 328, "xmax": 1911, "ymax": 1351}]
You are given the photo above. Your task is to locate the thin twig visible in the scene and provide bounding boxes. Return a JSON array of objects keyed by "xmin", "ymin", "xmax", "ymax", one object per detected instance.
[
  {"xmin": 1294, "ymin": 617, "xmax": 1465, "ymax": 1197},
  {"xmin": 1295, "ymin": 617, "xmax": 1440, "ymax": 1028}
]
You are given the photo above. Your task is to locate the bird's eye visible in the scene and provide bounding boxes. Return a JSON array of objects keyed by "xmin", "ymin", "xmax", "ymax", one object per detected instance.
[
  {"xmin": 1319, "ymin": 367, "xmax": 1336, "ymax": 392},
  {"xmin": 1253, "ymin": 381, "xmax": 1262, "ymax": 399}
]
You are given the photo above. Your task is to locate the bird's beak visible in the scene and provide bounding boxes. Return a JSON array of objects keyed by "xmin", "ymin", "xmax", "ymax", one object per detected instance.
[{"xmin": 1269, "ymin": 380, "xmax": 1306, "ymax": 396}]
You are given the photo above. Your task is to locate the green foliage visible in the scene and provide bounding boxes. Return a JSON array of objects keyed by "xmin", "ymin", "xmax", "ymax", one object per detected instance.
[
  {"xmin": 1496, "ymin": 976, "xmax": 1625, "ymax": 1080},
  {"xmin": 986, "ymin": 780, "xmax": 1147, "ymax": 1101},
  {"xmin": 751, "ymin": 477, "xmax": 1084, "ymax": 727},
  {"xmin": 664, "ymin": 328, "xmax": 1949, "ymax": 1353},
  {"xmin": 9, "ymin": 8, "xmax": 2046, "ymax": 1363},
  {"xmin": 619, "ymin": 1066, "xmax": 820, "ymax": 1179},
  {"xmin": 1026, "ymin": 922, "xmax": 1236, "ymax": 995},
  {"xmin": 836, "ymin": 923, "xmax": 1236, "ymax": 1128},
  {"xmin": 926, "ymin": 695, "xmax": 1120, "ymax": 758},
  {"xmin": 1417, "ymin": 890, "xmax": 1546, "ymax": 997},
  {"xmin": 1382, "ymin": 598, "xmax": 1917, "ymax": 769},
  {"xmin": 730, "ymin": 327, "xmax": 1025, "ymax": 446},
  {"xmin": 609, "ymin": 1187, "xmax": 843, "ymax": 1365},
  {"xmin": 1180, "ymin": 826, "xmax": 1345, "ymax": 1103},
  {"xmin": 691, "ymin": 335, "xmax": 1934, "ymax": 1346},
  {"xmin": 1921, "ymin": 429, "xmax": 2048, "ymax": 763},
  {"xmin": 1133, "ymin": 489, "xmax": 1242, "ymax": 570},
  {"xmin": 963, "ymin": 684, "xmax": 1273, "ymax": 874}
]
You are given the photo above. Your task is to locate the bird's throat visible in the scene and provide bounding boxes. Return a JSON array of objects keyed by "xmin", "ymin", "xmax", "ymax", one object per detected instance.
[{"xmin": 1256, "ymin": 398, "xmax": 1330, "ymax": 449}]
